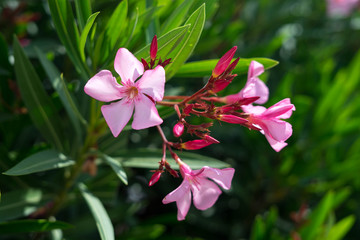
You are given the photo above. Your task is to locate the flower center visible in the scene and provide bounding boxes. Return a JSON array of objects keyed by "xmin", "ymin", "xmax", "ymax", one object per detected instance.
[{"xmin": 127, "ymin": 86, "xmax": 139, "ymax": 100}]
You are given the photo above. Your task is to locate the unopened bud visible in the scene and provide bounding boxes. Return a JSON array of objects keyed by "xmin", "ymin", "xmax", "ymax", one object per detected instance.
[
  {"xmin": 160, "ymin": 58, "xmax": 171, "ymax": 67},
  {"xmin": 173, "ymin": 122, "xmax": 185, "ymax": 137},
  {"xmin": 150, "ymin": 35, "xmax": 157, "ymax": 61},
  {"xmin": 141, "ymin": 58, "xmax": 149, "ymax": 70},
  {"xmin": 219, "ymin": 114, "xmax": 247, "ymax": 124},
  {"xmin": 149, "ymin": 170, "xmax": 162, "ymax": 186},
  {"xmin": 204, "ymin": 135, "xmax": 220, "ymax": 144},
  {"xmin": 181, "ymin": 139, "xmax": 214, "ymax": 150},
  {"xmin": 223, "ymin": 57, "xmax": 240, "ymax": 75},
  {"xmin": 212, "ymin": 46, "xmax": 237, "ymax": 78},
  {"xmin": 184, "ymin": 104, "xmax": 193, "ymax": 115},
  {"xmin": 213, "ymin": 78, "xmax": 232, "ymax": 93}
]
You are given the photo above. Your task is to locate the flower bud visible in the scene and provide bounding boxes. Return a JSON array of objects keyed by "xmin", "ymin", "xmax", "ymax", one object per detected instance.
[
  {"xmin": 218, "ymin": 114, "xmax": 248, "ymax": 124},
  {"xmin": 149, "ymin": 170, "xmax": 162, "ymax": 186},
  {"xmin": 173, "ymin": 122, "xmax": 185, "ymax": 137},
  {"xmin": 212, "ymin": 46, "xmax": 237, "ymax": 78},
  {"xmin": 184, "ymin": 104, "xmax": 193, "ymax": 115},
  {"xmin": 150, "ymin": 35, "xmax": 157, "ymax": 61},
  {"xmin": 213, "ymin": 78, "xmax": 232, "ymax": 93},
  {"xmin": 141, "ymin": 58, "xmax": 149, "ymax": 70},
  {"xmin": 204, "ymin": 135, "xmax": 220, "ymax": 144},
  {"xmin": 181, "ymin": 139, "xmax": 214, "ymax": 150}
]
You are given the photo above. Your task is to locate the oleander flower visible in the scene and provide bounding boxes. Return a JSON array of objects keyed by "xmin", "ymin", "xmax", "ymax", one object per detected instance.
[
  {"xmin": 162, "ymin": 159, "xmax": 235, "ymax": 221},
  {"xmin": 327, "ymin": 0, "xmax": 359, "ymax": 17},
  {"xmin": 224, "ymin": 60, "xmax": 269, "ymax": 105},
  {"xmin": 84, "ymin": 48, "xmax": 165, "ymax": 137},
  {"xmin": 242, "ymin": 98, "xmax": 295, "ymax": 152}
]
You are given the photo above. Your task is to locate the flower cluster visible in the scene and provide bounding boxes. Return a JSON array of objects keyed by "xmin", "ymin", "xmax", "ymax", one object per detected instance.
[{"xmin": 84, "ymin": 36, "xmax": 295, "ymax": 220}]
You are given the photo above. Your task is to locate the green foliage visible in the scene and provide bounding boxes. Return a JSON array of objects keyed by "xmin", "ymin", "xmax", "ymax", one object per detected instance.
[{"xmin": 0, "ymin": 219, "xmax": 73, "ymax": 234}]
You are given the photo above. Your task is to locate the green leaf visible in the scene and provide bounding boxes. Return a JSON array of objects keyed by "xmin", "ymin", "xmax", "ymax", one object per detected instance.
[
  {"xmin": 0, "ymin": 189, "xmax": 50, "ymax": 222},
  {"xmin": 300, "ymin": 191, "xmax": 334, "ymax": 240},
  {"xmin": 3, "ymin": 149, "xmax": 74, "ymax": 176},
  {"xmin": 79, "ymin": 12, "xmax": 100, "ymax": 62},
  {"xmin": 74, "ymin": 0, "xmax": 92, "ymax": 31},
  {"xmin": 115, "ymin": 149, "xmax": 230, "ymax": 169},
  {"xmin": 135, "ymin": 24, "xmax": 190, "ymax": 61},
  {"xmin": 13, "ymin": 37, "xmax": 65, "ymax": 152},
  {"xmin": 35, "ymin": 47, "xmax": 86, "ymax": 138},
  {"xmin": 102, "ymin": 154, "xmax": 128, "ymax": 185},
  {"xmin": 328, "ymin": 215, "xmax": 355, "ymax": 240},
  {"xmin": 175, "ymin": 58, "xmax": 279, "ymax": 78},
  {"xmin": 250, "ymin": 215, "xmax": 266, "ymax": 240},
  {"xmin": 79, "ymin": 183, "xmax": 114, "ymax": 240},
  {"xmin": 105, "ymin": 0, "xmax": 128, "ymax": 49},
  {"xmin": 48, "ymin": 0, "xmax": 90, "ymax": 79},
  {"xmin": 160, "ymin": 0, "xmax": 194, "ymax": 34},
  {"xmin": 164, "ymin": 4, "xmax": 206, "ymax": 79},
  {"xmin": 0, "ymin": 219, "xmax": 73, "ymax": 233}
]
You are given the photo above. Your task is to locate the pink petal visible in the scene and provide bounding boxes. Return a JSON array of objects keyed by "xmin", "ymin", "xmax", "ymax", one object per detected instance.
[
  {"xmin": 265, "ymin": 134, "xmax": 288, "ymax": 152},
  {"xmin": 224, "ymin": 93, "xmax": 242, "ymax": 104},
  {"xmin": 242, "ymin": 78, "xmax": 269, "ymax": 104},
  {"xmin": 191, "ymin": 178, "xmax": 222, "ymax": 210},
  {"xmin": 114, "ymin": 48, "xmax": 144, "ymax": 83},
  {"xmin": 162, "ymin": 180, "xmax": 192, "ymax": 221},
  {"xmin": 263, "ymin": 104, "xmax": 294, "ymax": 119},
  {"xmin": 84, "ymin": 70, "xmax": 124, "ymax": 102},
  {"xmin": 242, "ymin": 105, "xmax": 267, "ymax": 116},
  {"xmin": 247, "ymin": 61, "xmax": 264, "ymax": 79},
  {"xmin": 137, "ymin": 66, "xmax": 165, "ymax": 101},
  {"xmin": 101, "ymin": 99, "xmax": 134, "ymax": 137},
  {"xmin": 266, "ymin": 98, "xmax": 295, "ymax": 119},
  {"xmin": 198, "ymin": 167, "xmax": 235, "ymax": 190},
  {"xmin": 261, "ymin": 119, "xmax": 292, "ymax": 142},
  {"xmin": 132, "ymin": 95, "xmax": 163, "ymax": 130}
]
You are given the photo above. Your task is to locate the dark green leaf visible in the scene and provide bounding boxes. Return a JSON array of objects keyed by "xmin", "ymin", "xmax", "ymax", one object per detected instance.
[
  {"xmin": 102, "ymin": 154, "xmax": 128, "ymax": 185},
  {"xmin": 115, "ymin": 149, "xmax": 230, "ymax": 169},
  {"xmin": 175, "ymin": 58, "xmax": 279, "ymax": 78},
  {"xmin": 3, "ymin": 149, "xmax": 74, "ymax": 176},
  {"xmin": 0, "ymin": 189, "xmax": 50, "ymax": 222},
  {"xmin": 13, "ymin": 37, "xmax": 65, "ymax": 151},
  {"xmin": 0, "ymin": 219, "xmax": 73, "ymax": 233},
  {"xmin": 79, "ymin": 183, "xmax": 114, "ymax": 240}
]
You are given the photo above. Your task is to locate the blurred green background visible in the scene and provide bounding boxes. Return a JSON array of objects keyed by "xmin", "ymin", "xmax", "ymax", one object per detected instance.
[{"xmin": 1, "ymin": 0, "xmax": 360, "ymax": 239}]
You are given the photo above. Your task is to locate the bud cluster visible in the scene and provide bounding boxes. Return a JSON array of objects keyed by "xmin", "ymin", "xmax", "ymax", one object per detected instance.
[{"xmin": 141, "ymin": 35, "xmax": 172, "ymax": 70}]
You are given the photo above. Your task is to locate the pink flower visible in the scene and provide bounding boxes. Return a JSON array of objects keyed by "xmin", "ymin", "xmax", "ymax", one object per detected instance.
[
  {"xmin": 327, "ymin": 0, "xmax": 359, "ymax": 17},
  {"xmin": 84, "ymin": 48, "xmax": 165, "ymax": 137},
  {"xmin": 162, "ymin": 160, "xmax": 235, "ymax": 221},
  {"xmin": 224, "ymin": 60, "xmax": 269, "ymax": 105},
  {"xmin": 242, "ymin": 98, "xmax": 295, "ymax": 152}
]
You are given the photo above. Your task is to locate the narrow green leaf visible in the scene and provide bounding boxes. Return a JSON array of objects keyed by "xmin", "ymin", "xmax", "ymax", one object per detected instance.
[
  {"xmin": 250, "ymin": 215, "xmax": 266, "ymax": 240},
  {"xmin": 102, "ymin": 154, "xmax": 128, "ymax": 185},
  {"xmin": 115, "ymin": 149, "xmax": 230, "ymax": 169},
  {"xmin": 79, "ymin": 183, "xmax": 114, "ymax": 240},
  {"xmin": 328, "ymin": 215, "xmax": 355, "ymax": 240},
  {"xmin": 79, "ymin": 12, "xmax": 100, "ymax": 62},
  {"xmin": 0, "ymin": 219, "xmax": 73, "ymax": 233},
  {"xmin": 74, "ymin": 0, "xmax": 92, "ymax": 31},
  {"xmin": 160, "ymin": 0, "xmax": 194, "ymax": 34},
  {"xmin": 48, "ymin": 0, "xmax": 90, "ymax": 79},
  {"xmin": 0, "ymin": 189, "xmax": 49, "ymax": 222},
  {"xmin": 35, "ymin": 47, "xmax": 86, "ymax": 134},
  {"xmin": 3, "ymin": 149, "xmax": 74, "ymax": 176},
  {"xmin": 175, "ymin": 58, "xmax": 279, "ymax": 78},
  {"xmin": 13, "ymin": 37, "xmax": 65, "ymax": 151},
  {"xmin": 135, "ymin": 24, "xmax": 190, "ymax": 60},
  {"xmin": 105, "ymin": 0, "xmax": 128, "ymax": 49},
  {"xmin": 165, "ymin": 4, "xmax": 206, "ymax": 79},
  {"xmin": 300, "ymin": 191, "xmax": 334, "ymax": 240}
]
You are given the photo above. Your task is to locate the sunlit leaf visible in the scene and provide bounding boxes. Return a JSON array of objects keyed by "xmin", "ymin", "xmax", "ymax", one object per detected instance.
[
  {"xmin": 328, "ymin": 215, "xmax": 355, "ymax": 240},
  {"xmin": 165, "ymin": 4, "xmax": 206, "ymax": 79},
  {"xmin": 13, "ymin": 37, "xmax": 65, "ymax": 152},
  {"xmin": 175, "ymin": 58, "xmax": 279, "ymax": 78},
  {"xmin": 102, "ymin": 154, "xmax": 128, "ymax": 185},
  {"xmin": 79, "ymin": 183, "xmax": 114, "ymax": 240},
  {"xmin": 3, "ymin": 149, "xmax": 74, "ymax": 176},
  {"xmin": 79, "ymin": 12, "xmax": 100, "ymax": 62},
  {"xmin": 115, "ymin": 149, "xmax": 230, "ymax": 169},
  {"xmin": 0, "ymin": 219, "xmax": 73, "ymax": 233},
  {"xmin": 160, "ymin": 0, "xmax": 194, "ymax": 34},
  {"xmin": 74, "ymin": 0, "xmax": 92, "ymax": 31}
]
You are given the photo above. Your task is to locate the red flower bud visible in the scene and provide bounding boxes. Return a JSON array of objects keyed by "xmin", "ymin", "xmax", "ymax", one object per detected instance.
[
  {"xmin": 204, "ymin": 135, "xmax": 220, "ymax": 144},
  {"xmin": 173, "ymin": 122, "xmax": 185, "ymax": 137},
  {"xmin": 212, "ymin": 46, "xmax": 237, "ymax": 78},
  {"xmin": 149, "ymin": 170, "xmax": 162, "ymax": 186},
  {"xmin": 160, "ymin": 58, "xmax": 171, "ymax": 67},
  {"xmin": 218, "ymin": 114, "xmax": 248, "ymax": 124},
  {"xmin": 150, "ymin": 35, "xmax": 157, "ymax": 61},
  {"xmin": 181, "ymin": 139, "xmax": 215, "ymax": 150},
  {"xmin": 141, "ymin": 58, "xmax": 149, "ymax": 70},
  {"xmin": 184, "ymin": 104, "xmax": 193, "ymax": 115},
  {"xmin": 213, "ymin": 78, "xmax": 232, "ymax": 93}
]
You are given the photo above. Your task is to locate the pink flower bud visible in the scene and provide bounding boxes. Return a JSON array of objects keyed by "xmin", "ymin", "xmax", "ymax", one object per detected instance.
[
  {"xmin": 150, "ymin": 35, "xmax": 157, "ymax": 60},
  {"xmin": 219, "ymin": 114, "xmax": 248, "ymax": 124},
  {"xmin": 204, "ymin": 135, "xmax": 220, "ymax": 144},
  {"xmin": 182, "ymin": 139, "xmax": 214, "ymax": 150},
  {"xmin": 173, "ymin": 122, "xmax": 185, "ymax": 137},
  {"xmin": 212, "ymin": 46, "xmax": 237, "ymax": 78},
  {"xmin": 141, "ymin": 58, "xmax": 149, "ymax": 70},
  {"xmin": 213, "ymin": 78, "xmax": 233, "ymax": 93},
  {"xmin": 149, "ymin": 170, "xmax": 162, "ymax": 186}
]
